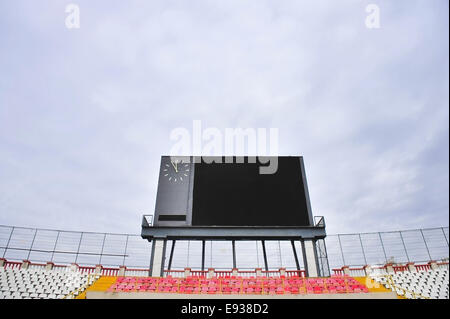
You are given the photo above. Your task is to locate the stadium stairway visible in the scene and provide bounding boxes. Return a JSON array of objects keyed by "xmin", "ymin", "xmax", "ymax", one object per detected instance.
[
  {"xmin": 352, "ymin": 276, "xmax": 403, "ymax": 298},
  {"xmin": 77, "ymin": 276, "xmax": 118, "ymax": 299}
]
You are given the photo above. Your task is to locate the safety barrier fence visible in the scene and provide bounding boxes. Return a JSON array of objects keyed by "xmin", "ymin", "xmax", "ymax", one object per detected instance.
[
  {"xmin": 1, "ymin": 257, "xmax": 447, "ymax": 279},
  {"xmin": 1, "ymin": 225, "xmax": 448, "ymax": 272},
  {"xmin": 332, "ymin": 261, "xmax": 449, "ymax": 277}
]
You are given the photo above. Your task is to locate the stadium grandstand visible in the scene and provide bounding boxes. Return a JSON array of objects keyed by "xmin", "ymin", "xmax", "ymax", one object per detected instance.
[
  {"xmin": 1, "ymin": 2, "xmax": 448, "ymax": 314},
  {"xmin": 0, "ymin": 224, "xmax": 448, "ymax": 299}
]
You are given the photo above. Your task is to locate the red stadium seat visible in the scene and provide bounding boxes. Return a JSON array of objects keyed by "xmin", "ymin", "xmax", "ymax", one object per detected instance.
[{"xmin": 107, "ymin": 275, "xmax": 369, "ymax": 296}]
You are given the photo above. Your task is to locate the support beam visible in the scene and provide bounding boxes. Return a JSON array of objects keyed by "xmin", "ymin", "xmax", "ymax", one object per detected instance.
[
  {"xmin": 303, "ymin": 239, "xmax": 319, "ymax": 277},
  {"xmin": 291, "ymin": 240, "xmax": 300, "ymax": 271},
  {"xmin": 167, "ymin": 240, "xmax": 176, "ymax": 270},
  {"xmin": 261, "ymin": 240, "xmax": 269, "ymax": 272},
  {"xmin": 232, "ymin": 240, "xmax": 236, "ymax": 269},
  {"xmin": 201, "ymin": 240, "xmax": 206, "ymax": 271},
  {"xmin": 420, "ymin": 229, "xmax": 432, "ymax": 261},
  {"xmin": 142, "ymin": 226, "xmax": 326, "ymax": 240},
  {"xmin": 312, "ymin": 240, "xmax": 322, "ymax": 277},
  {"xmin": 149, "ymin": 239, "xmax": 167, "ymax": 277}
]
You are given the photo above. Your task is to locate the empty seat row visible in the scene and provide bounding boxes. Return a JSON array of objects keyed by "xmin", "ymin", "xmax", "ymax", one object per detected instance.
[
  {"xmin": 108, "ymin": 275, "xmax": 369, "ymax": 295},
  {"xmin": 0, "ymin": 267, "xmax": 98, "ymax": 299},
  {"xmin": 371, "ymin": 268, "xmax": 449, "ymax": 299}
]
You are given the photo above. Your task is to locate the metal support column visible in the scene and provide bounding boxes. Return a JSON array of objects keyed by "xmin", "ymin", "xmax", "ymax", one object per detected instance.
[
  {"xmin": 50, "ymin": 231, "xmax": 60, "ymax": 262},
  {"xmin": 98, "ymin": 233, "xmax": 107, "ymax": 265},
  {"xmin": 2, "ymin": 227, "xmax": 14, "ymax": 259},
  {"xmin": 167, "ymin": 240, "xmax": 176, "ymax": 270},
  {"xmin": 358, "ymin": 234, "xmax": 367, "ymax": 265},
  {"xmin": 303, "ymin": 239, "xmax": 319, "ymax": 277},
  {"xmin": 232, "ymin": 240, "xmax": 236, "ymax": 269},
  {"xmin": 378, "ymin": 232, "xmax": 388, "ymax": 263},
  {"xmin": 399, "ymin": 231, "xmax": 410, "ymax": 262},
  {"xmin": 337, "ymin": 234, "xmax": 346, "ymax": 266},
  {"xmin": 291, "ymin": 240, "xmax": 301, "ymax": 271},
  {"xmin": 75, "ymin": 232, "xmax": 84, "ymax": 264},
  {"xmin": 442, "ymin": 227, "xmax": 449, "ymax": 247},
  {"xmin": 201, "ymin": 240, "xmax": 206, "ymax": 271},
  {"xmin": 149, "ymin": 238, "xmax": 167, "ymax": 277},
  {"xmin": 420, "ymin": 229, "xmax": 432, "ymax": 260},
  {"xmin": 122, "ymin": 235, "xmax": 129, "ymax": 266},
  {"xmin": 26, "ymin": 229, "xmax": 38, "ymax": 261},
  {"xmin": 261, "ymin": 240, "xmax": 269, "ymax": 272}
]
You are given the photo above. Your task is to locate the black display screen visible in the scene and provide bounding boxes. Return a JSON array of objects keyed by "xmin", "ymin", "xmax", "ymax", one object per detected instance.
[{"xmin": 192, "ymin": 157, "xmax": 312, "ymax": 226}]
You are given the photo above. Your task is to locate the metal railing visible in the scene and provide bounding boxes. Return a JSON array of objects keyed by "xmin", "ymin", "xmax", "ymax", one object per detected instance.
[
  {"xmin": 325, "ymin": 227, "xmax": 449, "ymax": 270},
  {"xmin": 0, "ymin": 225, "xmax": 152, "ymax": 269},
  {"xmin": 1, "ymin": 225, "xmax": 448, "ymax": 272}
]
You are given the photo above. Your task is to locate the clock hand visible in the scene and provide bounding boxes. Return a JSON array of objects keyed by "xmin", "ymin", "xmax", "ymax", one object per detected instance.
[{"xmin": 171, "ymin": 161, "xmax": 179, "ymax": 173}]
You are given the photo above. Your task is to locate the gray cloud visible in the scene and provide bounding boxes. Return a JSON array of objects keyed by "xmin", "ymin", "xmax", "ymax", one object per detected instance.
[{"xmin": 0, "ymin": 0, "xmax": 448, "ymax": 234}]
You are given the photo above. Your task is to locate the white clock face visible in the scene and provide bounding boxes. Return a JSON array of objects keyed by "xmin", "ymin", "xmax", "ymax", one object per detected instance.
[{"xmin": 163, "ymin": 159, "xmax": 190, "ymax": 183}]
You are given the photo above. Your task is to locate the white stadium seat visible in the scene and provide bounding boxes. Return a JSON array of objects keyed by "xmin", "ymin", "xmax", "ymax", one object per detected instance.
[
  {"xmin": 371, "ymin": 268, "xmax": 449, "ymax": 299},
  {"xmin": 0, "ymin": 266, "xmax": 95, "ymax": 299}
]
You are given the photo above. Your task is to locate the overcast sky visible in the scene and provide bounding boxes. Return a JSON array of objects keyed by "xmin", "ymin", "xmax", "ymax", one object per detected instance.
[{"xmin": 0, "ymin": 0, "xmax": 448, "ymax": 235}]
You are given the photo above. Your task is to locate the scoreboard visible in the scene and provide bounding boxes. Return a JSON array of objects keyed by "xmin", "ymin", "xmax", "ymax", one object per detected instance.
[{"xmin": 153, "ymin": 156, "xmax": 313, "ymax": 227}]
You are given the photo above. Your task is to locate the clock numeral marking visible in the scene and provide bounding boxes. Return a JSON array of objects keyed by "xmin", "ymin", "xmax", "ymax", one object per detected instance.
[{"xmin": 164, "ymin": 160, "xmax": 190, "ymax": 183}]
